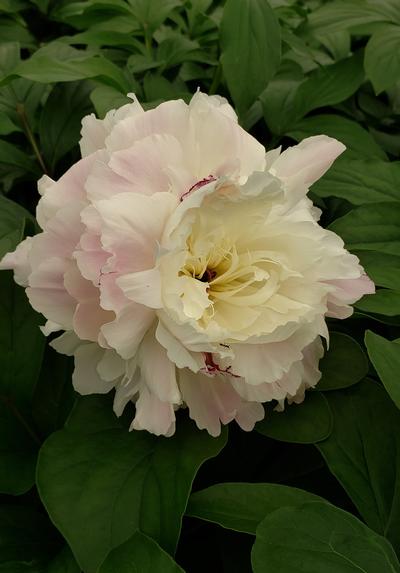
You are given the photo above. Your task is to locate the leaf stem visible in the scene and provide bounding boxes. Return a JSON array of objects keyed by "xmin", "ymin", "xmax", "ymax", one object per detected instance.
[{"xmin": 16, "ymin": 103, "xmax": 48, "ymax": 175}]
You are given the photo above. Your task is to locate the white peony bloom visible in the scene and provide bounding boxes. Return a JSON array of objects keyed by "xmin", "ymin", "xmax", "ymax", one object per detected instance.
[{"xmin": 0, "ymin": 92, "xmax": 374, "ymax": 437}]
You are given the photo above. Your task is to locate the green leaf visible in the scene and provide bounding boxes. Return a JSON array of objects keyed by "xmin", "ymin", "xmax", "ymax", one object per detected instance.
[
  {"xmin": 329, "ymin": 202, "xmax": 400, "ymax": 256},
  {"xmin": 365, "ymin": 331, "xmax": 400, "ymax": 409},
  {"xmin": 318, "ymin": 332, "xmax": 368, "ymax": 391},
  {"xmin": 0, "ymin": 398, "xmax": 38, "ymax": 494},
  {"xmin": 90, "ymin": 85, "xmax": 130, "ymax": 119},
  {"xmin": 32, "ymin": 345, "xmax": 75, "ymax": 438},
  {"xmin": 186, "ymin": 483, "xmax": 323, "ymax": 534},
  {"xmin": 355, "ymin": 289, "xmax": 400, "ymax": 316},
  {"xmin": 0, "ymin": 19, "xmax": 35, "ymax": 48},
  {"xmin": 37, "ymin": 396, "xmax": 227, "ymax": 573},
  {"xmin": 354, "ymin": 251, "xmax": 400, "ymax": 290},
  {"xmin": 312, "ymin": 158, "xmax": 400, "ymax": 205},
  {"xmin": 0, "ymin": 139, "xmax": 40, "ymax": 189},
  {"xmin": 0, "ymin": 196, "xmax": 44, "ymax": 408},
  {"xmin": 317, "ymin": 379, "xmax": 400, "ymax": 550},
  {"xmin": 39, "ymin": 81, "xmax": 93, "ymax": 173},
  {"xmin": 0, "ymin": 112, "xmax": 21, "ymax": 135},
  {"xmin": 3, "ymin": 42, "xmax": 129, "ymax": 92},
  {"xmin": 262, "ymin": 52, "xmax": 364, "ymax": 134},
  {"xmin": 287, "ymin": 114, "xmax": 387, "ymax": 161},
  {"xmin": 256, "ymin": 391, "xmax": 332, "ymax": 444},
  {"xmin": 365, "ymin": 25, "xmax": 400, "ymax": 94},
  {"xmin": 251, "ymin": 501, "xmax": 400, "ymax": 573},
  {"xmin": 99, "ymin": 531, "xmax": 184, "ymax": 573},
  {"xmin": 220, "ymin": 0, "xmax": 281, "ymax": 114},
  {"xmin": 307, "ymin": 0, "xmax": 400, "ymax": 35},
  {"xmin": 0, "ymin": 506, "xmax": 58, "ymax": 569},
  {"xmin": 127, "ymin": 0, "xmax": 181, "ymax": 33},
  {"xmin": 0, "ymin": 194, "xmax": 34, "ymax": 258},
  {"xmin": 0, "ymin": 273, "xmax": 45, "ymax": 406},
  {"xmin": 47, "ymin": 547, "xmax": 81, "ymax": 573}
]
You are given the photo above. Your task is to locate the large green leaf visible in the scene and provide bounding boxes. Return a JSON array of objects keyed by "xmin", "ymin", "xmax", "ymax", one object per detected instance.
[
  {"xmin": 0, "ymin": 198, "xmax": 43, "ymax": 494},
  {"xmin": 287, "ymin": 114, "xmax": 387, "ymax": 161},
  {"xmin": 311, "ymin": 158, "xmax": 400, "ymax": 205},
  {"xmin": 329, "ymin": 202, "xmax": 400, "ymax": 256},
  {"xmin": 46, "ymin": 547, "xmax": 84, "ymax": 573},
  {"xmin": 307, "ymin": 0, "xmax": 400, "ymax": 35},
  {"xmin": 365, "ymin": 331, "xmax": 400, "ymax": 409},
  {"xmin": 186, "ymin": 483, "xmax": 323, "ymax": 534},
  {"xmin": 262, "ymin": 52, "xmax": 364, "ymax": 134},
  {"xmin": 220, "ymin": 0, "xmax": 281, "ymax": 114},
  {"xmin": 317, "ymin": 379, "xmax": 400, "ymax": 551},
  {"xmin": 0, "ymin": 506, "xmax": 58, "ymax": 570},
  {"xmin": 365, "ymin": 25, "xmax": 400, "ymax": 94},
  {"xmin": 39, "ymin": 81, "xmax": 93, "ymax": 173},
  {"xmin": 318, "ymin": 332, "xmax": 368, "ymax": 391},
  {"xmin": 2, "ymin": 43, "xmax": 129, "ymax": 92},
  {"xmin": 256, "ymin": 391, "xmax": 332, "ymax": 444},
  {"xmin": 37, "ymin": 396, "xmax": 226, "ymax": 573},
  {"xmin": 355, "ymin": 289, "xmax": 400, "ymax": 316},
  {"xmin": 32, "ymin": 345, "xmax": 75, "ymax": 438},
  {"xmin": 0, "ymin": 398, "xmax": 38, "ymax": 494},
  {"xmin": 0, "ymin": 271, "xmax": 45, "ymax": 407},
  {"xmin": 354, "ymin": 251, "xmax": 400, "ymax": 290},
  {"xmin": 251, "ymin": 502, "xmax": 400, "ymax": 573},
  {"xmin": 99, "ymin": 531, "xmax": 184, "ymax": 573}
]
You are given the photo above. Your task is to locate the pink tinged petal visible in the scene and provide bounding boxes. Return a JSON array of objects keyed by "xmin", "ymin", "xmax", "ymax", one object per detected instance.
[
  {"xmin": 27, "ymin": 258, "xmax": 76, "ymax": 329},
  {"xmin": 105, "ymin": 99, "xmax": 191, "ymax": 152},
  {"xmin": 271, "ymin": 135, "xmax": 346, "ymax": 187},
  {"xmin": 100, "ymin": 303, "xmax": 154, "ymax": 359},
  {"xmin": 156, "ymin": 320, "xmax": 203, "ymax": 372},
  {"xmin": 117, "ymin": 268, "xmax": 162, "ymax": 309},
  {"xmin": 235, "ymin": 402, "xmax": 265, "ymax": 431},
  {"xmin": 36, "ymin": 151, "xmax": 105, "ymax": 229},
  {"xmin": 99, "ymin": 273, "xmax": 127, "ymax": 313},
  {"xmin": 187, "ymin": 91, "xmax": 266, "ymax": 182},
  {"xmin": 130, "ymin": 384, "xmax": 176, "ymax": 437},
  {"xmin": 80, "ymin": 94, "xmax": 144, "ymax": 157},
  {"xmin": 73, "ymin": 301, "xmax": 114, "ymax": 342},
  {"xmin": 109, "ymin": 134, "xmax": 188, "ymax": 197},
  {"xmin": 326, "ymin": 274, "xmax": 375, "ymax": 318},
  {"xmin": 0, "ymin": 237, "xmax": 33, "ymax": 287},
  {"xmin": 96, "ymin": 191, "xmax": 177, "ymax": 275},
  {"xmin": 84, "ymin": 158, "xmax": 135, "ymax": 202},
  {"xmin": 179, "ymin": 370, "xmax": 241, "ymax": 437},
  {"xmin": 137, "ymin": 330, "xmax": 181, "ymax": 403},
  {"xmin": 72, "ymin": 343, "xmax": 116, "ymax": 395}
]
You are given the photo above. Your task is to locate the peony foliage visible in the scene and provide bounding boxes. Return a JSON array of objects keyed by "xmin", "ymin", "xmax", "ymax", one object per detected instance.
[{"xmin": 0, "ymin": 1, "xmax": 399, "ymax": 572}]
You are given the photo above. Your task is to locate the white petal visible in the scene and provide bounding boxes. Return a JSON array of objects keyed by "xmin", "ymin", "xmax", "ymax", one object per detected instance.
[
  {"xmin": 117, "ymin": 268, "xmax": 162, "ymax": 309},
  {"xmin": 0, "ymin": 237, "xmax": 33, "ymax": 287},
  {"xmin": 72, "ymin": 344, "xmax": 116, "ymax": 395},
  {"xmin": 130, "ymin": 384, "xmax": 176, "ymax": 437},
  {"xmin": 137, "ymin": 329, "xmax": 181, "ymax": 403},
  {"xmin": 270, "ymin": 135, "xmax": 345, "ymax": 188}
]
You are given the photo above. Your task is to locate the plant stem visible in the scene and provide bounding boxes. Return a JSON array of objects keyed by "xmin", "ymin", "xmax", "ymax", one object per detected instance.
[
  {"xmin": 16, "ymin": 103, "xmax": 48, "ymax": 175},
  {"xmin": 209, "ymin": 62, "xmax": 222, "ymax": 95}
]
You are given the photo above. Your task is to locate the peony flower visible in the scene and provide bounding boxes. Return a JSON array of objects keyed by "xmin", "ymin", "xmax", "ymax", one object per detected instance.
[{"xmin": 0, "ymin": 92, "xmax": 374, "ymax": 437}]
